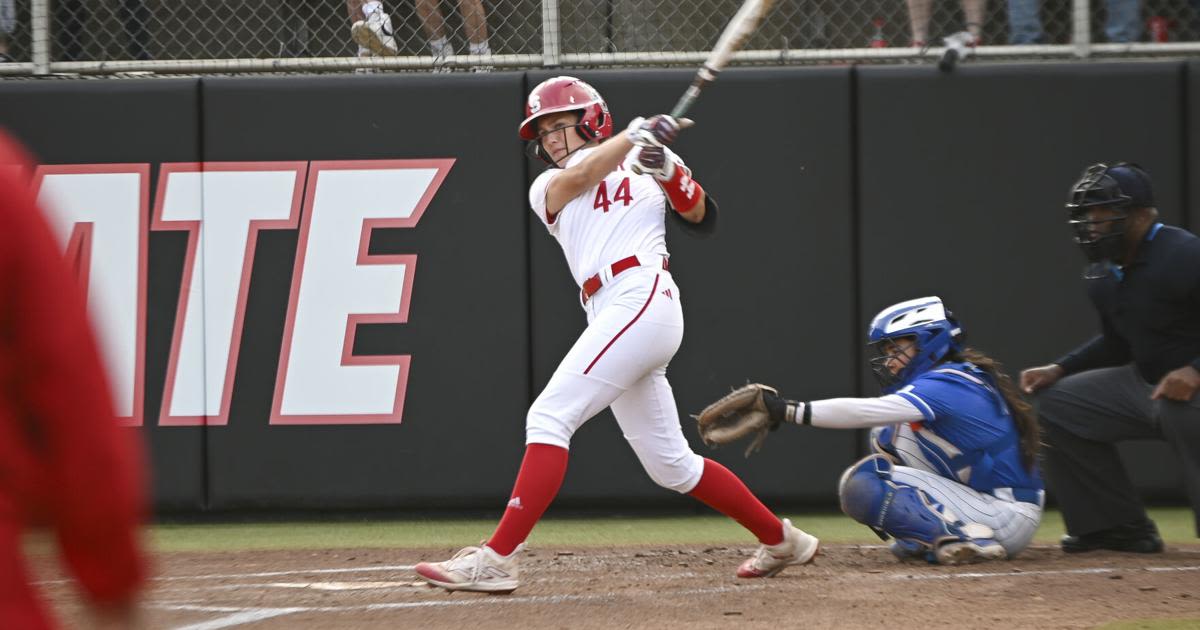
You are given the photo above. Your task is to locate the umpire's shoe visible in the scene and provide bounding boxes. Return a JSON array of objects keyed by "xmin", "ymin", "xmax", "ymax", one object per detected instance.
[
  {"xmin": 415, "ymin": 543, "xmax": 523, "ymax": 593},
  {"xmin": 737, "ymin": 518, "xmax": 820, "ymax": 578},
  {"xmin": 1061, "ymin": 520, "xmax": 1164, "ymax": 554}
]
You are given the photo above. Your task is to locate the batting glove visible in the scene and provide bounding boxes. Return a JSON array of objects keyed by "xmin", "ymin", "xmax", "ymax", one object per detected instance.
[
  {"xmin": 631, "ymin": 145, "xmax": 676, "ymax": 180},
  {"xmin": 625, "ymin": 114, "xmax": 681, "ymax": 148}
]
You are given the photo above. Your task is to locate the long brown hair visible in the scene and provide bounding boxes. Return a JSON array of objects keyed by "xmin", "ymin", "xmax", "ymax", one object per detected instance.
[{"xmin": 945, "ymin": 347, "xmax": 1040, "ymax": 471}]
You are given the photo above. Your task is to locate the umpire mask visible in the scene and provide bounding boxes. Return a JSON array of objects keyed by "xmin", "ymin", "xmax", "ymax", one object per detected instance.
[{"xmin": 1065, "ymin": 162, "xmax": 1153, "ymax": 276}]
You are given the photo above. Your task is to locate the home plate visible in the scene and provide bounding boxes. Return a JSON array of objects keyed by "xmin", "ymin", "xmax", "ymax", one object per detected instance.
[{"xmin": 263, "ymin": 581, "xmax": 417, "ymax": 590}]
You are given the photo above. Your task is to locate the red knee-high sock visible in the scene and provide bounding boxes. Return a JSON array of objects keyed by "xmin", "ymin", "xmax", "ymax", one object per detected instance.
[
  {"xmin": 486, "ymin": 443, "xmax": 569, "ymax": 556},
  {"xmin": 688, "ymin": 458, "xmax": 784, "ymax": 545}
]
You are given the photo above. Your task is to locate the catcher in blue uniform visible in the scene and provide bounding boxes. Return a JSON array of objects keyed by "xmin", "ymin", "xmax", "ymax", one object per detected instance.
[{"xmin": 698, "ymin": 296, "xmax": 1044, "ymax": 564}]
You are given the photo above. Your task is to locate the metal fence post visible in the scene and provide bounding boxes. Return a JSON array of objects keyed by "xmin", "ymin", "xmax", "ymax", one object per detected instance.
[
  {"xmin": 1072, "ymin": 0, "xmax": 1091, "ymax": 58},
  {"xmin": 31, "ymin": 0, "xmax": 49, "ymax": 74},
  {"xmin": 542, "ymin": 0, "xmax": 561, "ymax": 66}
]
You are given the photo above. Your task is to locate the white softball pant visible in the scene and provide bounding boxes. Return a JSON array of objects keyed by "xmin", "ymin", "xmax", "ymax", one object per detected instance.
[
  {"xmin": 874, "ymin": 425, "xmax": 1044, "ymax": 556},
  {"xmin": 525, "ymin": 266, "xmax": 705, "ymax": 494}
]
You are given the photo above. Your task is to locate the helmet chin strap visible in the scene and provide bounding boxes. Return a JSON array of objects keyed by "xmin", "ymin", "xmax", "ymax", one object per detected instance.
[{"xmin": 536, "ymin": 124, "xmax": 596, "ymax": 168}]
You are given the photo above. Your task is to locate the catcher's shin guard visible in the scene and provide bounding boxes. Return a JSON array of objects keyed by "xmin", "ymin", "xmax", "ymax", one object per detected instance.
[{"xmin": 837, "ymin": 454, "xmax": 989, "ymax": 553}]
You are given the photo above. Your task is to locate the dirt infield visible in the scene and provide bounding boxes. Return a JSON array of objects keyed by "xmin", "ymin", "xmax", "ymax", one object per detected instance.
[{"xmin": 35, "ymin": 543, "xmax": 1200, "ymax": 629}]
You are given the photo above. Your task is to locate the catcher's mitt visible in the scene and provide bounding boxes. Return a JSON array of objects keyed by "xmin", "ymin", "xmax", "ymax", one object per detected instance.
[{"xmin": 694, "ymin": 383, "xmax": 785, "ymax": 457}]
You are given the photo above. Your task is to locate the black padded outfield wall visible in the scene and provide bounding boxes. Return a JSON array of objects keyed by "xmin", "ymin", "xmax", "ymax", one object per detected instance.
[
  {"xmin": 1189, "ymin": 60, "xmax": 1200, "ymax": 233},
  {"xmin": 0, "ymin": 61, "xmax": 1190, "ymax": 512},
  {"xmin": 0, "ymin": 75, "xmax": 534, "ymax": 510},
  {"xmin": 195, "ymin": 74, "xmax": 533, "ymax": 509}
]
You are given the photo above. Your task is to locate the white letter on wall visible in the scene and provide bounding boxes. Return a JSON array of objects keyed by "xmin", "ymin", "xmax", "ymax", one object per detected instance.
[
  {"xmin": 154, "ymin": 163, "xmax": 306, "ymax": 426},
  {"xmin": 272, "ymin": 159, "xmax": 453, "ymax": 424},
  {"xmin": 34, "ymin": 165, "xmax": 148, "ymax": 426}
]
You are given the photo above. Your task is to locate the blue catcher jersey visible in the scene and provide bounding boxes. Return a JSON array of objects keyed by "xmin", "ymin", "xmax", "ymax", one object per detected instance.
[{"xmin": 892, "ymin": 362, "xmax": 1043, "ymax": 494}]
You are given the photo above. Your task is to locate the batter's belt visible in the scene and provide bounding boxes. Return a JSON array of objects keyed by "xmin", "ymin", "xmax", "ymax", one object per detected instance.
[{"xmin": 581, "ymin": 254, "xmax": 669, "ymax": 305}]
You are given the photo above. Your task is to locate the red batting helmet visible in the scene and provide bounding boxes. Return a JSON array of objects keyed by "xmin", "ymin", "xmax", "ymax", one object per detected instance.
[{"xmin": 518, "ymin": 76, "xmax": 612, "ymax": 141}]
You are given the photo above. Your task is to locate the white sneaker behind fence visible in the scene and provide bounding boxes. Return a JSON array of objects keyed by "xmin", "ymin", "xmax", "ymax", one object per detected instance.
[{"xmin": 351, "ymin": 7, "xmax": 397, "ymax": 57}]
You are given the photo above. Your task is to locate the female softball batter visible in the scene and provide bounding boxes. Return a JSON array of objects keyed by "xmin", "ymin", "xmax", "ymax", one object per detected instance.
[{"xmin": 415, "ymin": 76, "xmax": 818, "ymax": 593}]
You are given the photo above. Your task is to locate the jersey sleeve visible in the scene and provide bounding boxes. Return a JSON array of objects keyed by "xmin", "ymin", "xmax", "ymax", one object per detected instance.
[
  {"xmin": 807, "ymin": 394, "xmax": 925, "ymax": 429},
  {"xmin": 529, "ymin": 169, "xmax": 563, "ymax": 230},
  {"xmin": 894, "ymin": 373, "xmax": 968, "ymax": 423}
]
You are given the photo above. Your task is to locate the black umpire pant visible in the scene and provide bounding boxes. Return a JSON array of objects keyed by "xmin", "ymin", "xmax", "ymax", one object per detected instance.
[{"xmin": 1036, "ymin": 364, "xmax": 1200, "ymax": 538}]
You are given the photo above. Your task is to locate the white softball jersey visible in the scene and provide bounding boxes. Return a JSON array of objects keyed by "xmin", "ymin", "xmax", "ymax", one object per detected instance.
[
  {"xmin": 523, "ymin": 144, "xmax": 704, "ymax": 493},
  {"xmin": 529, "ymin": 146, "xmax": 669, "ymax": 288}
]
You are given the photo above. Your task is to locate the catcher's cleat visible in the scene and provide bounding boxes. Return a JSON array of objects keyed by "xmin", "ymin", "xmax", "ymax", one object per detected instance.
[
  {"xmin": 415, "ymin": 543, "xmax": 523, "ymax": 593},
  {"xmin": 351, "ymin": 9, "xmax": 397, "ymax": 57},
  {"xmin": 934, "ymin": 538, "xmax": 1007, "ymax": 565},
  {"xmin": 737, "ymin": 519, "xmax": 819, "ymax": 578},
  {"xmin": 933, "ymin": 523, "xmax": 1006, "ymax": 565}
]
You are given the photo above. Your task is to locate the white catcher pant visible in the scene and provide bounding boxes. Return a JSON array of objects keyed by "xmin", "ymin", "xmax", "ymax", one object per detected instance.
[
  {"xmin": 526, "ymin": 266, "xmax": 705, "ymax": 494},
  {"xmin": 873, "ymin": 425, "xmax": 1044, "ymax": 557}
]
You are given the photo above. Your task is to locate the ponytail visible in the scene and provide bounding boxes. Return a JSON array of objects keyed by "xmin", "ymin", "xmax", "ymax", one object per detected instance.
[{"xmin": 947, "ymin": 348, "xmax": 1040, "ymax": 471}]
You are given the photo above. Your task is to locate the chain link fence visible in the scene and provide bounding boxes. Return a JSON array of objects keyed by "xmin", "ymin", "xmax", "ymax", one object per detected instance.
[{"xmin": 0, "ymin": 0, "xmax": 1198, "ymax": 74}]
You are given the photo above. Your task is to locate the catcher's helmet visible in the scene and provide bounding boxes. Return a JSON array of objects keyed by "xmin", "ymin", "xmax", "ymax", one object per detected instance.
[
  {"xmin": 518, "ymin": 76, "xmax": 612, "ymax": 142},
  {"xmin": 867, "ymin": 296, "xmax": 963, "ymax": 394},
  {"xmin": 1065, "ymin": 162, "xmax": 1154, "ymax": 266}
]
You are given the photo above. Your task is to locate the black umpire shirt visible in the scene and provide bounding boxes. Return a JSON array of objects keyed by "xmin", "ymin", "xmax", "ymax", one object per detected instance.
[{"xmin": 1055, "ymin": 224, "xmax": 1200, "ymax": 384}]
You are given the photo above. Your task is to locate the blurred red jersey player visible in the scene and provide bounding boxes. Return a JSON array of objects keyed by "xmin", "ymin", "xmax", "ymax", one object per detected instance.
[{"xmin": 0, "ymin": 129, "xmax": 148, "ymax": 629}]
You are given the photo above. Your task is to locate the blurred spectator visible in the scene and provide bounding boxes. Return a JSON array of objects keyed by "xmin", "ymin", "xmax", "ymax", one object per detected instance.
[
  {"xmin": 1020, "ymin": 162, "xmax": 1200, "ymax": 552},
  {"xmin": 1007, "ymin": 0, "xmax": 1142, "ymax": 43},
  {"xmin": 55, "ymin": 0, "xmax": 151, "ymax": 61},
  {"xmin": 905, "ymin": 0, "xmax": 985, "ymax": 47},
  {"xmin": 348, "ymin": 0, "xmax": 397, "ymax": 61},
  {"xmin": 415, "ymin": 0, "xmax": 492, "ymax": 71},
  {"xmin": 0, "ymin": 129, "xmax": 148, "ymax": 628}
]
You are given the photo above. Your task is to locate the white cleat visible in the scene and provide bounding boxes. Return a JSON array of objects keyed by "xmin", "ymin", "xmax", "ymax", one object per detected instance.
[
  {"xmin": 415, "ymin": 543, "xmax": 523, "ymax": 593},
  {"xmin": 934, "ymin": 522, "xmax": 1007, "ymax": 565},
  {"xmin": 737, "ymin": 518, "xmax": 820, "ymax": 578},
  {"xmin": 351, "ymin": 9, "xmax": 397, "ymax": 57},
  {"xmin": 935, "ymin": 539, "xmax": 1007, "ymax": 565}
]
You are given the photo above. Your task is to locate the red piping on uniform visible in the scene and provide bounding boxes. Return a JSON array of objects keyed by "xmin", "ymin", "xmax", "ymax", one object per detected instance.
[{"xmin": 583, "ymin": 274, "xmax": 660, "ymax": 375}]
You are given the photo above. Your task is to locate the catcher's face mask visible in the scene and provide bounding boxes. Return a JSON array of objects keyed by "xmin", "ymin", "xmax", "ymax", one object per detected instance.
[{"xmin": 868, "ymin": 336, "xmax": 918, "ymax": 391}]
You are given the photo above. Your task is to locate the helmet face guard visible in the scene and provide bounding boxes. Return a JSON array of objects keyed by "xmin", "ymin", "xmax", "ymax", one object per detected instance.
[
  {"xmin": 868, "ymin": 337, "xmax": 919, "ymax": 394},
  {"xmin": 524, "ymin": 119, "xmax": 592, "ymax": 168},
  {"xmin": 1065, "ymin": 163, "xmax": 1141, "ymax": 270},
  {"xmin": 867, "ymin": 297, "xmax": 962, "ymax": 394}
]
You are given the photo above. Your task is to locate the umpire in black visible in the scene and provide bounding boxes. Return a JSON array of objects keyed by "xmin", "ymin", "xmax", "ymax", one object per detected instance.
[{"xmin": 1020, "ymin": 162, "xmax": 1200, "ymax": 553}]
